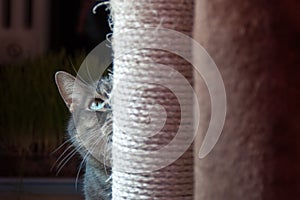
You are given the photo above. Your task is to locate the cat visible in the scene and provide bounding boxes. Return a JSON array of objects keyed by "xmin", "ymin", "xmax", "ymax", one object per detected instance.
[{"xmin": 55, "ymin": 71, "xmax": 112, "ymax": 200}]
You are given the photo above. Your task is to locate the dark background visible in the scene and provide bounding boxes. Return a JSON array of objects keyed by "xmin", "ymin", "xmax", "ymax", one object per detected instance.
[
  {"xmin": 0, "ymin": 0, "xmax": 111, "ymax": 178},
  {"xmin": 50, "ymin": 0, "xmax": 110, "ymax": 53}
]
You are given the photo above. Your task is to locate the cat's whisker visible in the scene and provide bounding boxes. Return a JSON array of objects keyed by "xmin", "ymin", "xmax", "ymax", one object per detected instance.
[
  {"xmin": 56, "ymin": 147, "xmax": 82, "ymax": 176},
  {"xmin": 89, "ymin": 132, "xmax": 105, "ymax": 160},
  {"xmin": 86, "ymin": 131, "xmax": 110, "ymax": 175},
  {"xmin": 55, "ymin": 70, "xmax": 113, "ymax": 199},
  {"xmin": 79, "ymin": 130, "xmax": 103, "ymax": 160},
  {"xmin": 51, "ymin": 138, "xmax": 72, "ymax": 155},
  {"xmin": 102, "ymin": 120, "xmax": 112, "ymax": 137},
  {"xmin": 55, "ymin": 146, "xmax": 78, "ymax": 170},
  {"xmin": 98, "ymin": 123, "xmax": 112, "ymax": 175},
  {"xmin": 102, "ymin": 140, "xmax": 110, "ymax": 175},
  {"xmin": 55, "ymin": 146, "xmax": 81, "ymax": 175},
  {"xmin": 105, "ymin": 175, "xmax": 112, "ymax": 183},
  {"xmin": 75, "ymin": 151, "xmax": 89, "ymax": 190},
  {"xmin": 51, "ymin": 144, "xmax": 74, "ymax": 171}
]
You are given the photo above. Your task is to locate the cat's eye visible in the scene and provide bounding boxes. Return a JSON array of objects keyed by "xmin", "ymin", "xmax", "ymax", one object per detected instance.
[{"xmin": 89, "ymin": 98, "xmax": 106, "ymax": 111}]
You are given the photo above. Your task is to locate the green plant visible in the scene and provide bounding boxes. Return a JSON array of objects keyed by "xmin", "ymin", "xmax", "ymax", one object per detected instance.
[{"xmin": 0, "ymin": 50, "xmax": 85, "ymax": 155}]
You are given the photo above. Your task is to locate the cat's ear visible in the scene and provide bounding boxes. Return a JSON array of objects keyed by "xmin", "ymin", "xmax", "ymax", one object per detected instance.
[{"xmin": 55, "ymin": 71, "xmax": 87, "ymax": 113}]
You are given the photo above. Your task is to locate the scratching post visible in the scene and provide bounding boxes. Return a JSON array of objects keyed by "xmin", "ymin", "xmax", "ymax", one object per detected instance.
[{"xmin": 111, "ymin": 0, "xmax": 194, "ymax": 199}]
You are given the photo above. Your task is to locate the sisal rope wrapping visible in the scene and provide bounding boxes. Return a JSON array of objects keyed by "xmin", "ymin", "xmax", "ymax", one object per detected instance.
[{"xmin": 111, "ymin": 0, "xmax": 194, "ymax": 199}]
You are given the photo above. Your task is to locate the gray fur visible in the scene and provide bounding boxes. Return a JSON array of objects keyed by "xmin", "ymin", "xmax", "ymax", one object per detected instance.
[{"xmin": 55, "ymin": 71, "xmax": 112, "ymax": 200}]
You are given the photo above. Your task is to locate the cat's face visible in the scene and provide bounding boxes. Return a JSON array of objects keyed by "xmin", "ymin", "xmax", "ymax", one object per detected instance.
[{"xmin": 55, "ymin": 71, "xmax": 112, "ymax": 166}]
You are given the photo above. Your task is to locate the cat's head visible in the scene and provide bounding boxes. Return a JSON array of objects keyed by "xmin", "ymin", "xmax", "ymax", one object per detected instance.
[{"xmin": 55, "ymin": 71, "xmax": 112, "ymax": 166}]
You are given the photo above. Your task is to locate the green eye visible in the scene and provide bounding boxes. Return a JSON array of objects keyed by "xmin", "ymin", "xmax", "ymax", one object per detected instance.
[{"xmin": 89, "ymin": 99, "xmax": 105, "ymax": 111}]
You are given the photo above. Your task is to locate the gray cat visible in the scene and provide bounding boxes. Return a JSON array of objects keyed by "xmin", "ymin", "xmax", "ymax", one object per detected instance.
[{"xmin": 55, "ymin": 71, "xmax": 112, "ymax": 200}]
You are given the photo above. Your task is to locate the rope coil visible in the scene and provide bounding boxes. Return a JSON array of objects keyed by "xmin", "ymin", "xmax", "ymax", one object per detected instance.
[{"xmin": 111, "ymin": 0, "xmax": 194, "ymax": 199}]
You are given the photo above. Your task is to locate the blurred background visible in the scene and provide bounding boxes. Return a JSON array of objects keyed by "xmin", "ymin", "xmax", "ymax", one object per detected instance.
[
  {"xmin": 0, "ymin": 0, "xmax": 110, "ymax": 199},
  {"xmin": 1, "ymin": 0, "xmax": 300, "ymax": 199}
]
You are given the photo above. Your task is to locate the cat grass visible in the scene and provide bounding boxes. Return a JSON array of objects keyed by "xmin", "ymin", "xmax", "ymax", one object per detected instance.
[{"xmin": 0, "ymin": 50, "xmax": 85, "ymax": 155}]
